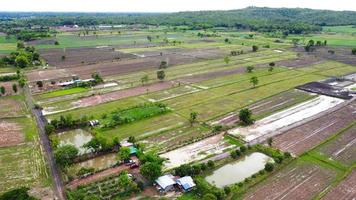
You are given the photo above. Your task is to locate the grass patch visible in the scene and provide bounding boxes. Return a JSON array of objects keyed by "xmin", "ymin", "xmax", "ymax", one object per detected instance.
[{"xmin": 35, "ymin": 87, "xmax": 89, "ymax": 99}]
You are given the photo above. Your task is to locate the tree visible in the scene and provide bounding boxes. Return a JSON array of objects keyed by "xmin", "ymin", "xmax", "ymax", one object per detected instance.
[
  {"xmin": 45, "ymin": 124, "xmax": 55, "ymax": 135},
  {"xmin": 91, "ymin": 72, "xmax": 103, "ymax": 84},
  {"xmin": 267, "ymin": 137, "xmax": 273, "ymax": 147},
  {"xmin": 17, "ymin": 42, "xmax": 25, "ymax": 49},
  {"xmin": 54, "ymin": 41, "xmax": 59, "ymax": 45},
  {"xmin": 19, "ymin": 78, "xmax": 26, "ymax": 88},
  {"xmin": 246, "ymin": 66, "xmax": 254, "ymax": 73},
  {"xmin": 61, "ymin": 55, "xmax": 66, "ymax": 60},
  {"xmin": 175, "ymin": 164, "xmax": 193, "ymax": 176},
  {"xmin": 54, "ymin": 144, "xmax": 78, "ymax": 168},
  {"xmin": 118, "ymin": 147, "xmax": 131, "ymax": 162},
  {"xmin": 207, "ymin": 160, "xmax": 215, "ymax": 169},
  {"xmin": 0, "ymin": 187, "xmax": 36, "ymax": 200},
  {"xmin": 157, "ymin": 70, "xmax": 165, "ymax": 81},
  {"xmin": 12, "ymin": 83, "xmax": 18, "ymax": 93},
  {"xmin": 239, "ymin": 108, "xmax": 254, "ymax": 125},
  {"xmin": 36, "ymin": 81, "xmax": 43, "ymax": 88},
  {"xmin": 147, "ymin": 35, "xmax": 152, "ymax": 42},
  {"xmin": 83, "ymin": 137, "xmax": 101, "ymax": 152},
  {"xmin": 140, "ymin": 162, "xmax": 162, "ymax": 181},
  {"xmin": 352, "ymin": 48, "xmax": 356, "ymax": 55},
  {"xmin": 250, "ymin": 76, "xmax": 259, "ymax": 88},
  {"xmin": 159, "ymin": 61, "xmax": 168, "ymax": 69},
  {"xmin": 15, "ymin": 55, "xmax": 29, "ymax": 68},
  {"xmin": 252, "ymin": 45, "xmax": 258, "ymax": 52},
  {"xmin": 224, "ymin": 56, "xmax": 230, "ymax": 64},
  {"xmin": 265, "ymin": 162, "xmax": 274, "ymax": 172},
  {"xmin": 140, "ymin": 75, "xmax": 149, "ymax": 85},
  {"xmin": 202, "ymin": 193, "xmax": 217, "ymax": 200},
  {"xmin": 0, "ymin": 86, "xmax": 5, "ymax": 95},
  {"xmin": 189, "ymin": 111, "xmax": 198, "ymax": 126}
]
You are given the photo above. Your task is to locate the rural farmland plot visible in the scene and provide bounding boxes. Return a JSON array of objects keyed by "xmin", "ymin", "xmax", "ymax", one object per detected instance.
[
  {"xmin": 273, "ymin": 100, "xmax": 356, "ymax": 155},
  {"xmin": 321, "ymin": 170, "xmax": 356, "ymax": 200},
  {"xmin": 313, "ymin": 124, "xmax": 356, "ymax": 166},
  {"xmin": 243, "ymin": 160, "xmax": 338, "ymax": 200}
]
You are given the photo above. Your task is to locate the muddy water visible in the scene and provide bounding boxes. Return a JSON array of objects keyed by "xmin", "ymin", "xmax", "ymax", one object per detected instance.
[
  {"xmin": 205, "ymin": 152, "xmax": 273, "ymax": 188},
  {"xmin": 58, "ymin": 129, "xmax": 93, "ymax": 154},
  {"xmin": 74, "ymin": 153, "xmax": 118, "ymax": 170}
]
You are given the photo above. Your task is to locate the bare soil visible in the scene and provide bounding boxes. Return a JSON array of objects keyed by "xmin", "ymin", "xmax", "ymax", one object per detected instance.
[
  {"xmin": 72, "ymin": 81, "xmax": 175, "ymax": 108},
  {"xmin": 317, "ymin": 125, "xmax": 356, "ymax": 166},
  {"xmin": 0, "ymin": 81, "xmax": 22, "ymax": 96},
  {"xmin": 243, "ymin": 162, "xmax": 337, "ymax": 200},
  {"xmin": 0, "ymin": 98, "xmax": 26, "ymax": 118},
  {"xmin": 273, "ymin": 100, "xmax": 356, "ymax": 155},
  {"xmin": 0, "ymin": 120, "xmax": 24, "ymax": 147},
  {"xmin": 321, "ymin": 170, "xmax": 356, "ymax": 200},
  {"xmin": 39, "ymin": 47, "xmax": 137, "ymax": 67}
]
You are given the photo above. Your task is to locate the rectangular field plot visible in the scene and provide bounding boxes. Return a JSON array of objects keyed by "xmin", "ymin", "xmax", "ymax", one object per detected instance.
[
  {"xmin": 312, "ymin": 124, "xmax": 356, "ymax": 166},
  {"xmin": 296, "ymin": 61, "xmax": 350, "ymax": 73},
  {"xmin": 274, "ymin": 100, "xmax": 356, "ymax": 156},
  {"xmin": 212, "ymin": 89, "xmax": 315, "ymax": 126},
  {"xmin": 96, "ymin": 113, "xmax": 186, "ymax": 141},
  {"xmin": 243, "ymin": 160, "xmax": 339, "ymax": 200},
  {"xmin": 0, "ymin": 142, "xmax": 49, "ymax": 194},
  {"xmin": 177, "ymin": 74, "xmax": 324, "ymax": 121},
  {"xmin": 47, "ymin": 96, "xmax": 145, "ymax": 120},
  {"xmin": 322, "ymin": 170, "xmax": 356, "ymax": 200},
  {"xmin": 0, "ymin": 117, "xmax": 38, "ymax": 147},
  {"xmin": 143, "ymin": 85, "xmax": 200, "ymax": 102},
  {"xmin": 142, "ymin": 124, "xmax": 210, "ymax": 152},
  {"xmin": 0, "ymin": 95, "xmax": 27, "ymax": 118},
  {"xmin": 164, "ymin": 69, "xmax": 311, "ymax": 111}
]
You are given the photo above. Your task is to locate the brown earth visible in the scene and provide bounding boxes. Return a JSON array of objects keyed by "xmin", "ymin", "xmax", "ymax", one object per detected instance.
[
  {"xmin": 295, "ymin": 46, "xmax": 356, "ymax": 65},
  {"xmin": 39, "ymin": 47, "xmax": 137, "ymax": 67},
  {"xmin": 0, "ymin": 98, "xmax": 25, "ymax": 118},
  {"xmin": 322, "ymin": 170, "xmax": 356, "ymax": 200},
  {"xmin": 0, "ymin": 81, "xmax": 21, "ymax": 96},
  {"xmin": 317, "ymin": 124, "xmax": 356, "ymax": 166},
  {"xmin": 0, "ymin": 120, "xmax": 24, "ymax": 147},
  {"xmin": 244, "ymin": 162, "xmax": 337, "ymax": 200},
  {"xmin": 273, "ymin": 100, "xmax": 356, "ymax": 156},
  {"xmin": 72, "ymin": 81, "xmax": 175, "ymax": 108}
]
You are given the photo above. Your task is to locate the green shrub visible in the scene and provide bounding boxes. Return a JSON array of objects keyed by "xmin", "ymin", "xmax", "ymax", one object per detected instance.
[{"xmin": 265, "ymin": 163, "xmax": 274, "ymax": 172}]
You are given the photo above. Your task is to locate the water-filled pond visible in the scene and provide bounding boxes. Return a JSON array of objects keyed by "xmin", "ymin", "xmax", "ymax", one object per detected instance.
[
  {"xmin": 73, "ymin": 152, "xmax": 118, "ymax": 171},
  {"xmin": 57, "ymin": 129, "xmax": 93, "ymax": 154},
  {"xmin": 205, "ymin": 152, "xmax": 273, "ymax": 188}
]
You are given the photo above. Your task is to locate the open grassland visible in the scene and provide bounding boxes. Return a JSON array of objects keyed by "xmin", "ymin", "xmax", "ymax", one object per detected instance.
[
  {"xmin": 33, "ymin": 32, "xmax": 194, "ymax": 49},
  {"xmin": 34, "ymin": 87, "xmax": 89, "ymax": 100},
  {"xmin": 292, "ymin": 34, "xmax": 356, "ymax": 46},
  {"xmin": 323, "ymin": 25, "xmax": 356, "ymax": 33},
  {"xmin": 0, "ymin": 35, "xmax": 17, "ymax": 53},
  {"xmin": 95, "ymin": 113, "xmax": 185, "ymax": 141},
  {"xmin": 0, "ymin": 141, "xmax": 50, "ymax": 194}
]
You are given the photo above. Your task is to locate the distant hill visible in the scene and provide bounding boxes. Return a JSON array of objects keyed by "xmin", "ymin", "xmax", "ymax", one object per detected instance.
[{"xmin": 2, "ymin": 7, "xmax": 356, "ymax": 34}]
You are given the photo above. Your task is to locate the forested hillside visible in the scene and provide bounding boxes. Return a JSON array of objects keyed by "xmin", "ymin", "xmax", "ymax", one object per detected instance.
[{"xmin": 1, "ymin": 7, "xmax": 356, "ymax": 34}]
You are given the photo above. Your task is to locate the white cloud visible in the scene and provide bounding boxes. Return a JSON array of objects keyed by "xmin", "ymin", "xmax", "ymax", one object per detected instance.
[{"xmin": 1, "ymin": 0, "xmax": 356, "ymax": 12}]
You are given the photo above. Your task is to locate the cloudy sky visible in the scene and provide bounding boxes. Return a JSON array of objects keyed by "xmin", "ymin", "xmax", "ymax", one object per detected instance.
[{"xmin": 2, "ymin": 0, "xmax": 356, "ymax": 12}]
